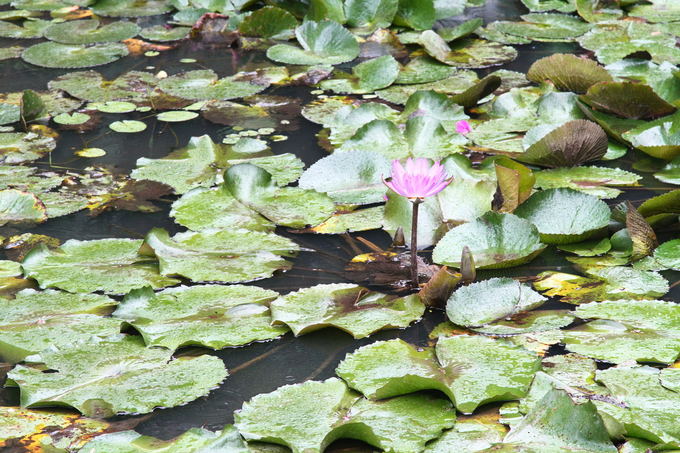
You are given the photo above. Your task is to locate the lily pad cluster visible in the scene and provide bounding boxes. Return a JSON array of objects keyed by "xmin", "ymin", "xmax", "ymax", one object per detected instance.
[{"xmin": 1, "ymin": 0, "xmax": 680, "ymax": 451}]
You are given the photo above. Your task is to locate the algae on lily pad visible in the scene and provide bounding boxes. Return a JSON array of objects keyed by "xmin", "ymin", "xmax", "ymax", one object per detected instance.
[
  {"xmin": 432, "ymin": 212, "xmax": 546, "ymax": 269},
  {"xmin": 114, "ymin": 285, "xmax": 287, "ymax": 351},
  {"xmin": 43, "ymin": 19, "xmax": 140, "ymax": 44},
  {"xmin": 446, "ymin": 278, "xmax": 546, "ymax": 328},
  {"xmin": 514, "ymin": 188, "xmax": 610, "ymax": 244},
  {"xmin": 234, "ymin": 378, "xmax": 456, "ymax": 453},
  {"xmin": 22, "ymin": 42, "xmax": 129, "ymax": 69},
  {"xmin": 0, "ymin": 289, "xmax": 120, "ymax": 363},
  {"xmin": 0, "ymin": 131, "xmax": 55, "ymax": 164},
  {"xmin": 269, "ymin": 283, "xmax": 424, "ymax": 338},
  {"xmin": 170, "ymin": 185, "xmax": 274, "ymax": 232},
  {"xmin": 298, "ymin": 150, "xmax": 391, "ymax": 205},
  {"xmin": 141, "ymin": 227, "xmax": 298, "ymax": 283},
  {"xmin": 21, "ymin": 239, "xmax": 179, "ymax": 295},
  {"xmin": 6, "ymin": 334, "xmax": 227, "ymax": 417},
  {"xmin": 266, "ymin": 20, "xmax": 359, "ymax": 65},
  {"xmin": 224, "ymin": 163, "xmax": 336, "ymax": 228},
  {"xmin": 336, "ymin": 336, "xmax": 540, "ymax": 413}
]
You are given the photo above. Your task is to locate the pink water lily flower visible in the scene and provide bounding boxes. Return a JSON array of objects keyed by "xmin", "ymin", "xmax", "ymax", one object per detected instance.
[
  {"xmin": 384, "ymin": 158, "xmax": 452, "ymax": 200},
  {"xmin": 455, "ymin": 120, "xmax": 472, "ymax": 135}
]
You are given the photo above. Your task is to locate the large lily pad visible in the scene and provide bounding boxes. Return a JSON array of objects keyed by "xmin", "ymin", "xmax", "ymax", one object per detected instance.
[
  {"xmin": 563, "ymin": 299, "xmax": 680, "ymax": 364},
  {"xmin": 534, "ymin": 166, "xmax": 641, "ymax": 199},
  {"xmin": 43, "ymin": 19, "xmax": 139, "ymax": 44},
  {"xmin": 0, "ymin": 189, "xmax": 46, "ymax": 226},
  {"xmin": 298, "ymin": 150, "xmax": 390, "ymax": 204},
  {"xmin": 114, "ymin": 285, "xmax": 287, "ymax": 351},
  {"xmin": 622, "ymin": 112, "xmax": 680, "ymax": 160},
  {"xmin": 320, "ymin": 55, "xmax": 399, "ymax": 94},
  {"xmin": 141, "ymin": 227, "xmax": 298, "ymax": 283},
  {"xmin": 596, "ymin": 365, "xmax": 680, "ymax": 444},
  {"xmin": 22, "ymin": 42, "xmax": 129, "ymax": 68},
  {"xmin": 446, "ymin": 278, "xmax": 546, "ymax": 328},
  {"xmin": 491, "ymin": 13, "xmax": 590, "ymax": 42},
  {"xmin": 6, "ymin": 335, "xmax": 227, "ymax": 417},
  {"xmin": 238, "ymin": 6, "xmax": 297, "ymax": 38},
  {"xmin": 170, "ymin": 185, "xmax": 274, "ymax": 232},
  {"xmin": 527, "ymin": 53, "xmax": 611, "ymax": 93},
  {"xmin": 234, "ymin": 378, "xmax": 456, "ymax": 453},
  {"xmin": 267, "ymin": 20, "xmax": 359, "ymax": 65},
  {"xmin": 337, "ymin": 336, "xmax": 540, "ymax": 413},
  {"xmin": 0, "ymin": 131, "xmax": 55, "ymax": 164},
  {"xmin": 224, "ymin": 163, "xmax": 336, "ymax": 228},
  {"xmin": 432, "ymin": 212, "xmax": 547, "ymax": 269},
  {"xmin": 423, "ymin": 411, "xmax": 508, "ymax": 452},
  {"xmin": 629, "ymin": 0, "xmax": 680, "ymax": 23},
  {"xmin": 419, "ymin": 31, "xmax": 518, "ymax": 69},
  {"xmin": 504, "ymin": 387, "xmax": 616, "ymax": 452},
  {"xmin": 581, "ymin": 82, "xmax": 676, "ymax": 120},
  {"xmin": 514, "ymin": 188, "xmax": 610, "ymax": 244},
  {"xmin": 158, "ymin": 69, "xmax": 271, "ymax": 101},
  {"xmin": 21, "ymin": 239, "xmax": 179, "ymax": 295},
  {"xmin": 0, "ymin": 289, "xmax": 120, "ymax": 363},
  {"xmin": 269, "ymin": 283, "xmax": 424, "ymax": 338},
  {"xmin": 48, "ymin": 70, "xmax": 158, "ymax": 104}
]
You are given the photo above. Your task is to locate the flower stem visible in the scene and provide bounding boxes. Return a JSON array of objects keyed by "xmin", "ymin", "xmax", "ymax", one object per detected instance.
[{"xmin": 410, "ymin": 199, "xmax": 421, "ymax": 289}]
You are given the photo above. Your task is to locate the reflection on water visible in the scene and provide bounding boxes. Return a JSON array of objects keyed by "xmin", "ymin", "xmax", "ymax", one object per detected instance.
[{"xmin": 0, "ymin": 0, "xmax": 679, "ymax": 445}]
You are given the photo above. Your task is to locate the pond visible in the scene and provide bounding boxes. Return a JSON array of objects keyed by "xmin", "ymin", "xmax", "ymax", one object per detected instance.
[{"xmin": 1, "ymin": 0, "xmax": 680, "ymax": 451}]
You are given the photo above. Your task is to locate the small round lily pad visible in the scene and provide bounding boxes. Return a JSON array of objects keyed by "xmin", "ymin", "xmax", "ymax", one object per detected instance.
[
  {"xmin": 53, "ymin": 112, "xmax": 90, "ymax": 125},
  {"xmin": 75, "ymin": 148, "xmax": 106, "ymax": 158},
  {"xmin": 109, "ymin": 120, "xmax": 147, "ymax": 133},
  {"xmin": 156, "ymin": 111, "xmax": 199, "ymax": 122}
]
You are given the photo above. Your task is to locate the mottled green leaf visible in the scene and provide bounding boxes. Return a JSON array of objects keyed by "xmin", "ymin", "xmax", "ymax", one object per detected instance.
[{"xmin": 22, "ymin": 42, "xmax": 128, "ymax": 69}]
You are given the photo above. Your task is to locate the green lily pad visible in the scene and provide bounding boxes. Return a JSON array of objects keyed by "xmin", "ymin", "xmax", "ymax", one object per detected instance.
[
  {"xmin": 267, "ymin": 20, "xmax": 359, "ymax": 65},
  {"xmin": 91, "ymin": 0, "xmax": 174, "ymax": 17},
  {"xmin": 432, "ymin": 212, "xmax": 547, "ymax": 269},
  {"xmin": 6, "ymin": 334, "xmax": 227, "ymax": 417},
  {"xmin": 629, "ymin": 0, "xmax": 680, "ymax": 23},
  {"xmin": 109, "ymin": 120, "xmax": 147, "ymax": 133},
  {"xmin": 336, "ymin": 336, "xmax": 540, "ymax": 413},
  {"xmin": 581, "ymin": 82, "xmax": 676, "ymax": 120},
  {"xmin": 376, "ymin": 71, "xmax": 479, "ymax": 104},
  {"xmin": 156, "ymin": 111, "xmax": 199, "ymax": 122},
  {"xmin": 578, "ymin": 21, "xmax": 680, "ymax": 65},
  {"xmin": 235, "ymin": 378, "xmax": 455, "ymax": 453},
  {"xmin": 534, "ymin": 166, "xmax": 641, "ymax": 199},
  {"xmin": 224, "ymin": 163, "xmax": 335, "ymax": 228},
  {"xmin": 114, "ymin": 285, "xmax": 287, "ymax": 350},
  {"xmin": 43, "ymin": 19, "xmax": 139, "ymax": 44},
  {"xmin": 22, "ymin": 42, "xmax": 129, "ymax": 68},
  {"xmin": 527, "ymin": 53, "xmax": 611, "ymax": 93},
  {"xmin": 490, "ymin": 13, "xmax": 590, "ymax": 42},
  {"xmin": 652, "ymin": 239, "xmax": 680, "ymax": 270},
  {"xmin": 141, "ymin": 227, "xmax": 298, "ymax": 283},
  {"xmin": 514, "ymin": 188, "xmax": 610, "ymax": 244},
  {"xmin": 0, "ymin": 131, "xmax": 55, "ymax": 164},
  {"xmin": 521, "ymin": 0, "xmax": 576, "ymax": 12},
  {"xmin": 637, "ymin": 189, "xmax": 680, "ymax": 218},
  {"xmin": 472, "ymin": 310, "xmax": 575, "ymax": 336},
  {"xmin": 238, "ymin": 6, "xmax": 297, "ymax": 38},
  {"xmin": 344, "ymin": 0, "xmax": 399, "ymax": 30},
  {"xmin": 90, "ymin": 101, "xmax": 137, "ymax": 113},
  {"xmin": 298, "ymin": 150, "xmax": 390, "ymax": 205},
  {"xmin": 158, "ymin": 69, "xmax": 271, "ymax": 101},
  {"xmin": 48, "ymin": 70, "xmax": 158, "ymax": 103},
  {"xmin": 21, "ymin": 239, "xmax": 179, "ymax": 295},
  {"xmin": 0, "ymin": 289, "xmax": 120, "ymax": 363},
  {"xmin": 558, "ymin": 238, "xmax": 612, "ymax": 256},
  {"xmin": 563, "ymin": 299, "xmax": 680, "ymax": 364},
  {"xmin": 319, "ymin": 55, "xmax": 399, "ymax": 94},
  {"xmin": 519, "ymin": 120, "xmax": 609, "ymax": 168},
  {"xmin": 395, "ymin": 56, "xmax": 457, "ymax": 85},
  {"xmin": 53, "ymin": 112, "xmax": 90, "ymax": 125},
  {"xmin": 170, "ymin": 185, "xmax": 274, "ymax": 232},
  {"xmin": 0, "ymin": 45, "xmax": 22, "ymax": 61},
  {"xmin": 596, "ymin": 365, "xmax": 680, "ymax": 444},
  {"xmin": 139, "ymin": 25, "xmax": 190, "ymax": 42},
  {"xmin": 81, "ymin": 425, "xmax": 249, "ymax": 453},
  {"xmin": 0, "ymin": 189, "xmax": 47, "ymax": 226},
  {"xmin": 0, "ymin": 18, "xmax": 51, "ymax": 39},
  {"xmin": 505, "ymin": 387, "xmax": 616, "ymax": 452},
  {"xmin": 419, "ymin": 32, "xmax": 518, "ymax": 69},
  {"xmin": 446, "ymin": 278, "xmax": 546, "ymax": 328},
  {"xmin": 622, "ymin": 112, "xmax": 680, "ymax": 160},
  {"xmin": 269, "ymin": 283, "xmax": 424, "ymax": 338}
]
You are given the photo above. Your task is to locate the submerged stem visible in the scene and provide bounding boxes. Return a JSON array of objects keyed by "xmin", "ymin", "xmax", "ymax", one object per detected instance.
[{"xmin": 410, "ymin": 199, "xmax": 421, "ymax": 289}]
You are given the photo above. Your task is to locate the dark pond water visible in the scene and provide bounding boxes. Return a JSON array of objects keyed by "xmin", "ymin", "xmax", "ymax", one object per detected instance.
[{"xmin": 1, "ymin": 0, "xmax": 679, "ymax": 449}]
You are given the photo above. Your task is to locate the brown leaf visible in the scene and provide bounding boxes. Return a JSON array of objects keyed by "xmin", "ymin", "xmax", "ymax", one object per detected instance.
[{"xmin": 625, "ymin": 200, "xmax": 658, "ymax": 261}]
